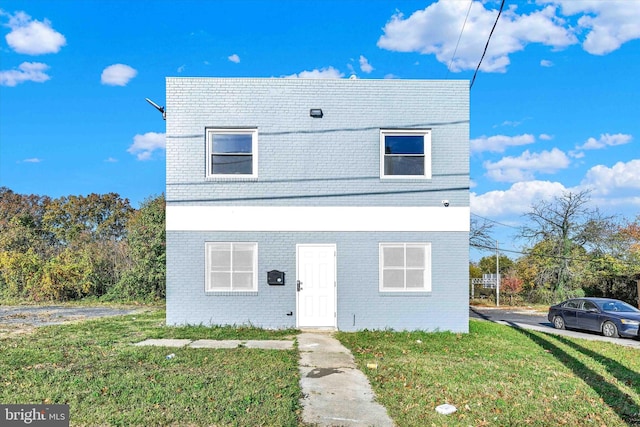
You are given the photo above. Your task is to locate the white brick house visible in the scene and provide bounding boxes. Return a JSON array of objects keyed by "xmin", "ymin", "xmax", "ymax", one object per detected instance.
[{"xmin": 165, "ymin": 78, "xmax": 470, "ymax": 332}]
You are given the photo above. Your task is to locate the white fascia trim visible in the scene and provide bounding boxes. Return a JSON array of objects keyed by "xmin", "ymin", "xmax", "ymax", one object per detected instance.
[{"xmin": 167, "ymin": 206, "xmax": 470, "ymax": 232}]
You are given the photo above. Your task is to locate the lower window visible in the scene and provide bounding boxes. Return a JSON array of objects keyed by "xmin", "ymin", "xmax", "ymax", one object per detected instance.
[
  {"xmin": 380, "ymin": 243, "xmax": 431, "ymax": 292},
  {"xmin": 205, "ymin": 242, "xmax": 257, "ymax": 292}
]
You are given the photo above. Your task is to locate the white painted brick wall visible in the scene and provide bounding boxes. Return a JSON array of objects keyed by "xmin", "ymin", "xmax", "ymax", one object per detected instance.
[
  {"xmin": 166, "ymin": 78, "xmax": 470, "ymax": 332},
  {"xmin": 165, "ymin": 78, "xmax": 469, "ymax": 207}
]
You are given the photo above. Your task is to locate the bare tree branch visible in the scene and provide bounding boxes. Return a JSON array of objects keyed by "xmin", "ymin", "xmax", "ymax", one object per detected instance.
[
  {"xmin": 518, "ymin": 189, "xmax": 614, "ymax": 293},
  {"xmin": 470, "ymin": 216, "xmax": 495, "ymax": 250}
]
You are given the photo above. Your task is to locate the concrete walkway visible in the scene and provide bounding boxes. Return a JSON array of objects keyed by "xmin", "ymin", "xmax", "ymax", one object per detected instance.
[
  {"xmin": 135, "ymin": 335, "xmax": 395, "ymax": 426},
  {"xmin": 298, "ymin": 332, "xmax": 394, "ymax": 427},
  {"xmin": 133, "ymin": 338, "xmax": 294, "ymax": 350}
]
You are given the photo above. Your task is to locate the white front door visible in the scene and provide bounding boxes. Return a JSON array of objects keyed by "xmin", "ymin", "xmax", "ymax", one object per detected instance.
[{"xmin": 296, "ymin": 244, "xmax": 336, "ymax": 328}]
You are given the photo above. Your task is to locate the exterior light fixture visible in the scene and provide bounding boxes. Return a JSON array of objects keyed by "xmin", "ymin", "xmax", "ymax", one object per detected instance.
[
  {"xmin": 310, "ymin": 108, "xmax": 323, "ymax": 118},
  {"xmin": 145, "ymin": 98, "xmax": 166, "ymax": 120}
]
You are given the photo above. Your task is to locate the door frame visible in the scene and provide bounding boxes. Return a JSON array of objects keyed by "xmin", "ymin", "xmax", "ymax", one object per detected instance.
[{"xmin": 295, "ymin": 243, "xmax": 337, "ymax": 328}]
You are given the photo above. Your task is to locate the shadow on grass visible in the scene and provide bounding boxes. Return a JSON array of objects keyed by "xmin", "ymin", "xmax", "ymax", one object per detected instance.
[
  {"xmin": 505, "ymin": 321, "xmax": 640, "ymax": 425},
  {"xmin": 552, "ymin": 334, "xmax": 640, "ymax": 397}
]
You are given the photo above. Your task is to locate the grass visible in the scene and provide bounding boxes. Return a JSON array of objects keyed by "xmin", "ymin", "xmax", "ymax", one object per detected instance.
[
  {"xmin": 337, "ymin": 321, "xmax": 640, "ymax": 426},
  {"xmin": 0, "ymin": 308, "xmax": 301, "ymax": 426},
  {"xmin": 0, "ymin": 296, "xmax": 163, "ymax": 308},
  {"xmin": 469, "ymin": 300, "xmax": 550, "ymax": 313},
  {"xmin": 2, "ymin": 308, "xmax": 640, "ymax": 426}
]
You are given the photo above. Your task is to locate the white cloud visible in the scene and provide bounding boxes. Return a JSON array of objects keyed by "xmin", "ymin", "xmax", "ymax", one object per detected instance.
[
  {"xmin": 575, "ymin": 133, "xmax": 632, "ymax": 150},
  {"xmin": 570, "ymin": 151, "xmax": 585, "ymax": 159},
  {"xmin": 496, "ymin": 119, "xmax": 526, "ymax": 128},
  {"xmin": 547, "ymin": 0, "xmax": 640, "ymax": 55},
  {"xmin": 484, "ymin": 148, "xmax": 570, "ymax": 182},
  {"xmin": 581, "ymin": 159, "xmax": 640, "ymax": 196},
  {"xmin": 22, "ymin": 157, "xmax": 42, "ymax": 163},
  {"xmin": 101, "ymin": 64, "xmax": 137, "ymax": 86},
  {"xmin": 471, "ymin": 180, "xmax": 568, "ymax": 217},
  {"xmin": 127, "ymin": 132, "xmax": 166, "ymax": 161},
  {"xmin": 539, "ymin": 133, "xmax": 553, "ymax": 140},
  {"xmin": 470, "ymin": 134, "xmax": 535, "ymax": 154},
  {"xmin": 596, "ymin": 196, "xmax": 640, "ymax": 209},
  {"xmin": 359, "ymin": 55, "xmax": 373, "ymax": 73},
  {"xmin": 0, "ymin": 61, "xmax": 50, "ymax": 86},
  {"xmin": 3, "ymin": 10, "xmax": 66, "ymax": 55},
  {"xmin": 378, "ymin": 1, "xmax": 640, "ymax": 73},
  {"xmin": 228, "ymin": 54, "xmax": 240, "ymax": 63},
  {"xmin": 377, "ymin": 1, "xmax": 576, "ymax": 73},
  {"xmin": 472, "ymin": 158, "xmax": 640, "ymax": 220},
  {"xmin": 285, "ymin": 66, "xmax": 344, "ymax": 79},
  {"xmin": 105, "ymin": 157, "xmax": 118, "ymax": 163}
]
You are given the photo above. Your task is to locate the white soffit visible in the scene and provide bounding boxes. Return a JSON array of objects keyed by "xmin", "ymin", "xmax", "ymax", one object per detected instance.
[{"xmin": 167, "ymin": 206, "xmax": 470, "ymax": 232}]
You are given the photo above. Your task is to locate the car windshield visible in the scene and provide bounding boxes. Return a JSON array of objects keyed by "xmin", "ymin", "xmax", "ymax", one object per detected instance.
[{"xmin": 598, "ymin": 300, "xmax": 640, "ymax": 313}]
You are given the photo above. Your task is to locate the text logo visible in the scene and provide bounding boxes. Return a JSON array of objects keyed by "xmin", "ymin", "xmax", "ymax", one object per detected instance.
[{"xmin": 1, "ymin": 405, "xmax": 69, "ymax": 426}]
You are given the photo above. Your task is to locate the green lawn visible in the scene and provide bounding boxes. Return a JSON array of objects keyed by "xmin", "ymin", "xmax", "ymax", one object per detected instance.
[
  {"xmin": 337, "ymin": 321, "xmax": 640, "ymax": 427},
  {"xmin": 0, "ymin": 309, "xmax": 301, "ymax": 426},
  {"xmin": 2, "ymin": 309, "xmax": 639, "ymax": 426}
]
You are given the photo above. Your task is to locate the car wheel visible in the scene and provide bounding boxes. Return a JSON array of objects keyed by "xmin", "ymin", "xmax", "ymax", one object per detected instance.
[
  {"xmin": 553, "ymin": 316, "xmax": 565, "ymax": 330},
  {"xmin": 602, "ymin": 321, "xmax": 619, "ymax": 338}
]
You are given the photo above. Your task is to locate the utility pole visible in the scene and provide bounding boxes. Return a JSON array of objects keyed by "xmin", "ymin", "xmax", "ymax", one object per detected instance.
[{"xmin": 496, "ymin": 240, "xmax": 500, "ymax": 307}]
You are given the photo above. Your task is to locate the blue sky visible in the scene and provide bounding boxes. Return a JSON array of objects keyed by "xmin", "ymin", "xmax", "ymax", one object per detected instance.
[{"xmin": 1, "ymin": 0, "xmax": 639, "ymax": 260}]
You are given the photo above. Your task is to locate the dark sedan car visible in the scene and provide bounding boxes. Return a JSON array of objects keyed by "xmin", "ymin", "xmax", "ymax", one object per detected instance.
[{"xmin": 548, "ymin": 297, "xmax": 640, "ymax": 338}]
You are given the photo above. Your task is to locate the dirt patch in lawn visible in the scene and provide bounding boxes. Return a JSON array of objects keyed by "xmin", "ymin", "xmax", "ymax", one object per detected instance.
[{"xmin": 0, "ymin": 305, "xmax": 142, "ymax": 338}]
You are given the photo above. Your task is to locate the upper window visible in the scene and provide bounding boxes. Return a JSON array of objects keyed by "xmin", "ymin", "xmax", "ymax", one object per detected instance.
[
  {"xmin": 206, "ymin": 128, "xmax": 258, "ymax": 178},
  {"xmin": 380, "ymin": 129, "xmax": 431, "ymax": 178},
  {"xmin": 379, "ymin": 243, "xmax": 431, "ymax": 292},
  {"xmin": 205, "ymin": 242, "xmax": 257, "ymax": 292}
]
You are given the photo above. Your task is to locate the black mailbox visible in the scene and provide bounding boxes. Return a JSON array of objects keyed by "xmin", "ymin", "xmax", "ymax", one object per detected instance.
[{"xmin": 267, "ymin": 270, "xmax": 285, "ymax": 286}]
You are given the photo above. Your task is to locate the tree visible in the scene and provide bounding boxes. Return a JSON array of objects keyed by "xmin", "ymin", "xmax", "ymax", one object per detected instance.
[
  {"xmin": 582, "ymin": 217, "xmax": 640, "ymax": 303},
  {"xmin": 620, "ymin": 216, "xmax": 640, "ymax": 253},
  {"xmin": 0, "ymin": 249, "xmax": 43, "ymax": 299},
  {"xmin": 110, "ymin": 194, "xmax": 165, "ymax": 301},
  {"xmin": 470, "ymin": 216, "xmax": 495, "ymax": 250},
  {"xmin": 501, "ymin": 272, "xmax": 524, "ymax": 305},
  {"xmin": 469, "ymin": 262, "xmax": 482, "ymax": 279},
  {"xmin": 0, "ymin": 187, "xmax": 52, "ymax": 256},
  {"xmin": 0, "ymin": 189, "xmax": 135, "ymax": 301},
  {"xmin": 42, "ymin": 193, "xmax": 132, "ymax": 249},
  {"xmin": 519, "ymin": 190, "xmax": 610, "ymax": 294},
  {"xmin": 478, "ymin": 254, "xmax": 513, "ymax": 275},
  {"xmin": 41, "ymin": 193, "xmax": 133, "ymax": 296}
]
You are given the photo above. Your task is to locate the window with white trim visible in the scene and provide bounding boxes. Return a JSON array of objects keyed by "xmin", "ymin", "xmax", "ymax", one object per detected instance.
[
  {"xmin": 380, "ymin": 129, "xmax": 431, "ymax": 178},
  {"xmin": 206, "ymin": 128, "xmax": 258, "ymax": 177},
  {"xmin": 205, "ymin": 242, "xmax": 257, "ymax": 292},
  {"xmin": 380, "ymin": 243, "xmax": 431, "ymax": 292}
]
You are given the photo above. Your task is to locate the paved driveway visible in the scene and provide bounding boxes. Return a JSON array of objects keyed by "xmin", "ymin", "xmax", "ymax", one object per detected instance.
[
  {"xmin": 0, "ymin": 305, "xmax": 141, "ymax": 337},
  {"xmin": 0, "ymin": 306, "xmax": 140, "ymax": 326},
  {"xmin": 470, "ymin": 306, "xmax": 640, "ymax": 349}
]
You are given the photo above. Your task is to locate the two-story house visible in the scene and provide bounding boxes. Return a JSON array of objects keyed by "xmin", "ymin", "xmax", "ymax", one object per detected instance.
[{"xmin": 165, "ymin": 77, "xmax": 469, "ymax": 332}]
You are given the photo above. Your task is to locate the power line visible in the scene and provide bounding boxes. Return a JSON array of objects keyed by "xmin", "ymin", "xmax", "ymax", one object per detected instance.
[
  {"xmin": 471, "ymin": 242, "xmax": 640, "ymax": 268},
  {"xmin": 470, "ymin": 0, "xmax": 506, "ymax": 89},
  {"xmin": 168, "ymin": 172, "xmax": 468, "ymax": 187},
  {"xmin": 446, "ymin": 0, "xmax": 474, "ymax": 79},
  {"xmin": 167, "ymin": 186, "xmax": 470, "ymax": 204},
  {"xmin": 471, "ymin": 212, "xmax": 520, "ymax": 230},
  {"xmin": 165, "ymin": 119, "xmax": 470, "ymax": 141}
]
